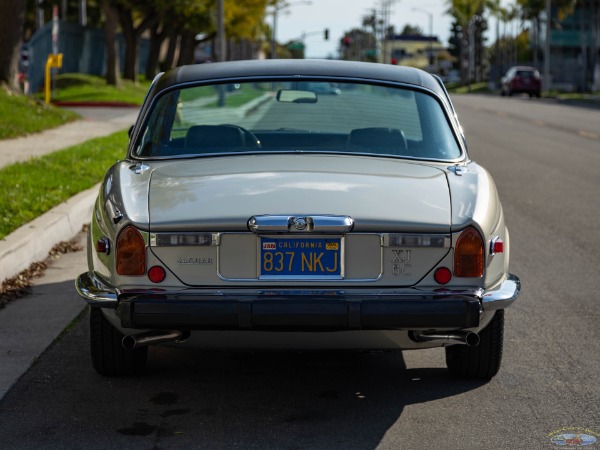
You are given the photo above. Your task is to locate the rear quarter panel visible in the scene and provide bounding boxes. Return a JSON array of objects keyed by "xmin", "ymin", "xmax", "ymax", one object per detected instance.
[
  {"xmin": 88, "ymin": 161, "xmax": 152, "ymax": 284},
  {"xmin": 447, "ymin": 162, "xmax": 509, "ymax": 287}
]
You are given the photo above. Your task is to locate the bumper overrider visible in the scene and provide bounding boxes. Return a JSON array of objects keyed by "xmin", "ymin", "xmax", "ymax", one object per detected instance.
[{"xmin": 76, "ymin": 272, "xmax": 520, "ymax": 331}]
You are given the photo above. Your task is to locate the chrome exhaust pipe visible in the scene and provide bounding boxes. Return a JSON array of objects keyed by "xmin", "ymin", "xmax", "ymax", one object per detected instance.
[
  {"xmin": 122, "ymin": 330, "xmax": 183, "ymax": 350},
  {"xmin": 412, "ymin": 331, "xmax": 480, "ymax": 347}
]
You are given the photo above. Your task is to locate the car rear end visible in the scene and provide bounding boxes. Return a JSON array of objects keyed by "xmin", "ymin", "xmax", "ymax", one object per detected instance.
[
  {"xmin": 76, "ymin": 60, "xmax": 520, "ymax": 379},
  {"xmin": 509, "ymin": 67, "xmax": 541, "ymax": 97}
]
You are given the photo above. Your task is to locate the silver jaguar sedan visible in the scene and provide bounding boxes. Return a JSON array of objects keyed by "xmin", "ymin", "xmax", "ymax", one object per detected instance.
[{"xmin": 76, "ymin": 59, "xmax": 520, "ymax": 380}]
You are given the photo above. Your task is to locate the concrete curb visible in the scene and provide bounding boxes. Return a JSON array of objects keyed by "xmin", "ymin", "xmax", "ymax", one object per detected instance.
[
  {"xmin": 0, "ymin": 184, "xmax": 99, "ymax": 284},
  {"xmin": 53, "ymin": 101, "xmax": 139, "ymax": 108}
]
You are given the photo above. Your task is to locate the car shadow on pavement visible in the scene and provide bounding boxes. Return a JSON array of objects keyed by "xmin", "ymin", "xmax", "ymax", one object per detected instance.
[{"xmin": 0, "ymin": 304, "xmax": 487, "ymax": 449}]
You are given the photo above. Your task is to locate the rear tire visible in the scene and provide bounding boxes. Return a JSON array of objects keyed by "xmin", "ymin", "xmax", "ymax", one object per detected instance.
[
  {"xmin": 90, "ymin": 307, "xmax": 148, "ymax": 376},
  {"xmin": 445, "ymin": 310, "xmax": 504, "ymax": 380}
]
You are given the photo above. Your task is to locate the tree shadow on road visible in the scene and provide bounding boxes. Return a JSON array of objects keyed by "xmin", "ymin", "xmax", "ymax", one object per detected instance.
[{"xmin": 0, "ymin": 309, "xmax": 488, "ymax": 449}]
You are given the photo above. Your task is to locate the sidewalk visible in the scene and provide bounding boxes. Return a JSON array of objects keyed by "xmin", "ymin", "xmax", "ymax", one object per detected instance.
[
  {"xmin": 0, "ymin": 106, "xmax": 138, "ymax": 170},
  {"xmin": 0, "ymin": 107, "xmax": 139, "ymax": 282},
  {"xmin": 0, "ymin": 106, "xmax": 139, "ymax": 401},
  {"xmin": 0, "ymin": 231, "xmax": 88, "ymax": 400}
]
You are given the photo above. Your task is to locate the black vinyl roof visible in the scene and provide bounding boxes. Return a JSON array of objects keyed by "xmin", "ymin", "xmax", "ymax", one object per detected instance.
[{"xmin": 150, "ymin": 59, "xmax": 444, "ymax": 97}]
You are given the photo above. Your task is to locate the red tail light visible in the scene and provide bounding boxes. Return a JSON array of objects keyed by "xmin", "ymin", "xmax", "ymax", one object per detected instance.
[
  {"xmin": 454, "ymin": 227, "xmax": 484, "ymax": 277},
  {"xmin": 116, "ymin": 226, "xmax": 146, "ymax": 276}
]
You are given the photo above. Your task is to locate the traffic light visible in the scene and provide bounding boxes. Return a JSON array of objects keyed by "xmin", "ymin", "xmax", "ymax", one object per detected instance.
[
  {"xmin": 324, "ymin": 28, "xmax": 329, "ymax": 40},
  {"xmin": 343, "ymin": 36, "xmax": 351, "ymax": 47}
]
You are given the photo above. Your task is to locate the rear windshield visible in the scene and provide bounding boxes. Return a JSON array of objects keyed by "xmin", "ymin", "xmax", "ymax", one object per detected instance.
[
  {"xmin": 134, "ymin": 80, "xmax": 462, "ymax": 160},
  {"xmin": 516, "ymin": 70, "xmax": 538, "ymax": 77}
]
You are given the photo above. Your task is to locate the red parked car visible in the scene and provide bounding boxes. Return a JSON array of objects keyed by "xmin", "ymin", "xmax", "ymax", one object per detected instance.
[{"xmin": 500, "ymin": 66, "xmax": 541, "ymax": 97}]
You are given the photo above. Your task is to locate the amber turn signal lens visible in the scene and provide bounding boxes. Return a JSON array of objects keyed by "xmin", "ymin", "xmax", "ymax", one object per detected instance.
[
  {"xmin": 116, "ymin": 226, "xmax": 146, "ymax": 276},
  {"xmin": 454, "ymin": 227, "xmax": 484, "ymax": 277}
]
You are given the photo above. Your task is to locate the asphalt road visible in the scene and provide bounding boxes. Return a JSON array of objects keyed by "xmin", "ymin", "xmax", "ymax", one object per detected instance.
[{"xmin": 0, "ymin": 94, "xmax": 598, "ymax": 449}]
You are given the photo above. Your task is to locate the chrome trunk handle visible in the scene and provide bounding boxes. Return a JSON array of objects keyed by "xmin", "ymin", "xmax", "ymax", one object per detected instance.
[{"xmin": 248, "ymin": 215, "xmax": 354, "ymax": 234}]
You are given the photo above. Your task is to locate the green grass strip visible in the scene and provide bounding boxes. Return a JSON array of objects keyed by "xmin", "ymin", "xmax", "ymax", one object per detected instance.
[
  {"xmin": 205, "ymin": 88, "xmax": 266, "ymax": 108},
  {"xmin": 0, "ymin": 130, "xmax": 128, "ymax": 240},
  {"xmin": 45, "ymin": 73, "xmax": 151, "ymax": 105},
  {"xmin": 445, "ymin": 82, "xmax": 491, "ymax": 94},
  {"xmin": 0, "ymin": 90, "xmax": 78, "ymax": 140}
]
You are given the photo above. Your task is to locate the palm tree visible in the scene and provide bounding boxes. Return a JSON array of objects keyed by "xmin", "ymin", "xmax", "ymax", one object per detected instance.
[
  {"xmin": 446, "ymin": 0, "xmax": 486, "ymax": 87},
  {"xmin": 487, "ymin": 0, "xmax": 503, "ymax": 86}
]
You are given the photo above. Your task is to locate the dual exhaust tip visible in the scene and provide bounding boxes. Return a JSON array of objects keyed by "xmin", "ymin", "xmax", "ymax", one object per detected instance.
[
  {"xmin": 411, "ymin": 330, "xmax": 480, "ymax": 347},
  {"xmin": 122, "ymin": 330, "xmax": 185, "ymax": 350},
  {"xmin": 122, "ymin": 329, "xmax": 480, "ymax": 350}
]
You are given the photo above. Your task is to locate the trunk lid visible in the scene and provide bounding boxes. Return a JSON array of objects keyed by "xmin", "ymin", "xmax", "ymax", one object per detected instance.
[
  {"xmin": 148, "ymin": 154, "xmax": 451, "ymax": 286},
  {"xmin": 148, "ymin": 154, "xmax": 450, "ymax": 233}
]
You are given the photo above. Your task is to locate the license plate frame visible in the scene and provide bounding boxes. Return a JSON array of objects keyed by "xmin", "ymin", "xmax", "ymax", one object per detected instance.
[{"xmin": 258, "ymin": 236, "xmax": 344, "ymax": 280}]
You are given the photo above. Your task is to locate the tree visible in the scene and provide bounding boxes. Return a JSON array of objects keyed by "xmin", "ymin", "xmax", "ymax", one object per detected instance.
[
  {"xmin": 116, "ymin": 1, "xmax": 159, "ymax": 81},
  {"xmin": 399, "ymin": 24, "xmax": 424, "ymax": 36},
  {"xmin": 339, "ymin": 28, "xmax": 377, "ymax": 62},
  {"xmin": 448, "ymin": 20, "xmax": 462, "ymax": 66},
  {"xmin": 102, "ymin": 0, "xmax": 121, "ymax": 86},
  {"xmin": 143, "ymin": 0, "xmax": 268, "ymax": 77},
  {"xmin": 517, "ymin": 0, "xmax": 579, "ymax": 83},
  {"xmin": 472, "ymin": 7, "xmax": 488, "ymax": 82},
  {"xmin": 446, "ymin": 0, "xmax": 486, "ymax": 85},
  {"xmin": 0, "ymin": 0, "xmax": 27, "ymax": 91}
]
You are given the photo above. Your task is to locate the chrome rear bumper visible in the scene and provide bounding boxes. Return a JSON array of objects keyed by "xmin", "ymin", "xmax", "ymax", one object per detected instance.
[{"xmin": 76, "ymin": 272, "xmax": 519, "ymax": 331}]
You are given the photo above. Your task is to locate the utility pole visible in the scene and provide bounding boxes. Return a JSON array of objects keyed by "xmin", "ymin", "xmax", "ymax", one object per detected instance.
[
  {"xmin": 216, "ymin": 0, "xmax": 225, "ymax": 106},
  {"xmin": 79, "ymin": 0, "xmax": 87, "ymax": 27},
  {"xmin": 37, "ymin": 0, "xmax": 44, "ymax": 29},
  {"xmin": 270, "ymin": 1, "xmax": 312, "ymax": 59},
  {"xmin": 413, "ymin": 7, "xmax": 433, "ymax": 71},
  {"xmin": 376, "ymin": 0, "xmax": 396, "ymax": 64},
  {"xmin": 468, "ymin": 18, "xmax": 474, "ymax": 90},
  {"xmin": 579, "ymin": 0, "xmax": 588, "ymax": 92},
  {"xmin": 543, "ymin": 0, "xmax": 551, "ymax": 94}
]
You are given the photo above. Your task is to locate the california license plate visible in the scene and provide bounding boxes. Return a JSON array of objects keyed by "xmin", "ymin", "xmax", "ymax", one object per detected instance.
[{"xmin": 259, "ymin": 237, "xmax": 343, "ymax": 279}]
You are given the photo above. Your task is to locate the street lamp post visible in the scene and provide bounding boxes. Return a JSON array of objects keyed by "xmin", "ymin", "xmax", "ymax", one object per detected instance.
[
  {"xmin": 216, "ymin": 0, "xmax": 225, "ymax": 107},
  {"xmin": 543, "ymin": 0, "xmax": 551, "ymax": 94},
  {"xmin": 270, "ymin": 1, "xmax": 312, "ymax": 59},
  {"xmin": 412, "ymin": 7, "xmax": 433, "ymax": 71}
]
